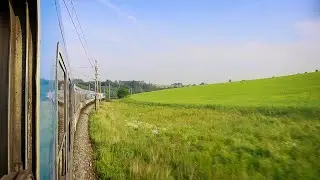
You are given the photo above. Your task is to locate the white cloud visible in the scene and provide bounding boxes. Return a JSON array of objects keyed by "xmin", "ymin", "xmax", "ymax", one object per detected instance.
[
  {"xmin": 127, "ymin": 15, "xmax": 137, "ymax": 23},
  {"xmin": 97, "ymin": 0, "xmax": 137, "ymax": 23}
]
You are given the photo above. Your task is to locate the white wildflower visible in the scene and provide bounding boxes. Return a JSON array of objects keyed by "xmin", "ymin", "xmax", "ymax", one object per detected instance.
[{"xmin": 152, "ymin": 129, "xmax": 159, "ymax": 135}]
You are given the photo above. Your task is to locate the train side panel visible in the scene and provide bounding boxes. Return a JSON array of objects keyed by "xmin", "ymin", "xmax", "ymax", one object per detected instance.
[
  {"xmin": 40, "ymin": 1, "xmax": 99, "ymax": 179},
  {"xmin": 39, "ymin": 0, "xmax": 65, "ymax": 179}
]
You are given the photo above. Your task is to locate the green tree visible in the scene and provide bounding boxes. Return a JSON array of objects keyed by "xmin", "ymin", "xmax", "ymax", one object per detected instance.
[{"xmin": 117, "ymin": 87, "xmax": 129, "ymax": 99}]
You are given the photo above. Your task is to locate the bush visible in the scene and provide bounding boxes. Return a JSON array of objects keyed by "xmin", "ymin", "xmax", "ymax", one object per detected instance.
[
  {"xmin": 316, "ymin": 69, "xmax": 318, "ymax": 72},
  {"xmin": 117, "ymin": 88, "xmax": 129, "ymax": 99}
]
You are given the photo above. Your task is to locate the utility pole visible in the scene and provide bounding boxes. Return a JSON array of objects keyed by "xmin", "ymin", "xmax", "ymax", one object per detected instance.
[
  {"xmin": 94, "ymin": 80, "xmax": 97, "ymax": 109},
  {"xmin": 140, "ymin": 81, "xmax": 142, "ymax": 93},
  {"xmin": 89, "ymin": 83, "xmax": 90, "ymax": 91},
  {"xmin": 99, "ymin": 79, "xmax": 102, "ymax": 102},
  {"xmin": 108, "ymin": 82, "xmax": 111, "ymax": 100},
  {"xmin": 95, "ymin": 60, "xmax": 99, "ymax": 110},
  {"xmin": 100, "ymin": 80, "xmax": 102, "ymax": 95}
]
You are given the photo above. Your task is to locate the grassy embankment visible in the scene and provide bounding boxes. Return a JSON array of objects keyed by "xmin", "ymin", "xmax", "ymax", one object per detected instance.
[{"xmin": 90, "ymin": 72, "xmax": 320, "ymax": 179}]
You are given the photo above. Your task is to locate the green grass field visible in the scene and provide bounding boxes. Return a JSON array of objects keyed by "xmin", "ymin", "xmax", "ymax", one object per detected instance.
[
  {"xmin": 131, "ymin": 72, "xmax": 320, "ymax": 107},
  {"xmin": 90, "ymin": 72, "xmax": 320, "ymax": 179},
  {"xmin": 130, "ymin": 72, "xmax": 320, "ymax": 119}
]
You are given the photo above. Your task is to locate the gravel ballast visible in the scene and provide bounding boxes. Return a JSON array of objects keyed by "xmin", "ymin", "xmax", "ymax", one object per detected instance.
[{"xmin": 72, "ymin": 105, "xmax": 96, "ymax": 180}]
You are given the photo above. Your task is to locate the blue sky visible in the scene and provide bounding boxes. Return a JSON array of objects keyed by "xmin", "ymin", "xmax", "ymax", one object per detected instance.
[{"xmin": 57, "ymin": 0, "xmax": 320, "ymax": 84}]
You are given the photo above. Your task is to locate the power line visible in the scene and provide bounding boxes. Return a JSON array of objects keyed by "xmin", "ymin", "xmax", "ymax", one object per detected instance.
[
  {"xmin": 62, "ymin": 0, "xmax": 101, "ymax": 109},
  {"xmin": 72, "ymin": 65, "xmax": 92, "ymax": 69},
  {"xmin": 94, "ymin": 60, "xmax": 99, "ymax": 110},
  {"xmin": 54, "ymin": 0, "xmax": 73, "ymax": 77},
  {"xmin": 71, "ymin": 68, "xmax": 95, "ymax": 79},
  {"xmin": 68, "ymin": 0, "xmax": 102, "ymax": 108},
  {"xmin": 72, "ymin": 70, "xmax": 95, "ymax": 80},
  {"xmin": 69, "ymin": 0, "xmax": 95, "ymax": 62},
  {"xmin": 61, "ymin": 0, "xmax": 95, "ymax": 69}
]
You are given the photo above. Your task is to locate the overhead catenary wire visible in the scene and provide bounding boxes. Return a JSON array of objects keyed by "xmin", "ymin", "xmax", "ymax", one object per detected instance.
[
  {"xmin": 69, "ymin": 0, "xmax": 102, "ymax": 99},
  {"xmin": 73, "ymin": 70, "xmax": 95, "ymax": 80},
  {"xmin": 61, "ymin": 0, "xmax": 95, "ymax": 69},
  {"xmin": 63, "ymin": 0, "xmax": 101, "ymax": 109},
  {"xmin": 69, "ymin": 0, "xmax": 95, "ymax": 62},
  {"xmin": 72, "ymin": 65, "xmax": 92, "ymax": 69},
  {"xmin": 54, "ymin": 0, "xmax": 73, "ymax": 77},
  {"xmin": 71, "ymin": 67, "xmax": 95, "ymax": 79}
]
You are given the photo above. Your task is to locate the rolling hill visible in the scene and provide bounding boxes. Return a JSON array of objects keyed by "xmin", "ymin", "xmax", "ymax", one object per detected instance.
[{"xmin": 131, "ymin": 72, "xmax": 320, "ymax": 108}]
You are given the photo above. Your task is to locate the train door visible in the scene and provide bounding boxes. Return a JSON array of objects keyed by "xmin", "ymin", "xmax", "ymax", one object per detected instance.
[{"xmin": 0, "ymin": 0, "xmax": 39, "ymax": 179}]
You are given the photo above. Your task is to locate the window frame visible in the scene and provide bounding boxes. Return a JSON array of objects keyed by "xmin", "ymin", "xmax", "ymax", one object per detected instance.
[{"xmin": 55, "ymin": 42, "xmax": 69, "ymax": 178}]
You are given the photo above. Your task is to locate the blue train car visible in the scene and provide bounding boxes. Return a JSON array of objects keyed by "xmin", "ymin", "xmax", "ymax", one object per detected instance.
[{"xmin": 0, "ymin": 0, "xmax": 102, "ymax": 179}]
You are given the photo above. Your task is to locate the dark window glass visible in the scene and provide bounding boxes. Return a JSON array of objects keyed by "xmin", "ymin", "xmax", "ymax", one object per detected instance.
[{"xmin": 57, "ymin": 63, "xmax": 65, "ymax": 148}]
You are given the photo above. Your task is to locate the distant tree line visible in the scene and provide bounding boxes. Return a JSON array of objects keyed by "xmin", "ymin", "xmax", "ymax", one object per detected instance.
[
  {"xmin": 73, "ymin": 78, "xmax": 226, "ymax": 98},
  {"xmin": 72, "ymin": 79, "xmax": 170, "ymax": 99}
]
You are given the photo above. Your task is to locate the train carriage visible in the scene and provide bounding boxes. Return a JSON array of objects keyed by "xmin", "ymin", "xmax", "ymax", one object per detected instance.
[{"xmin": 0, "ymin": 0, "xmax": 103, "ymax": 179}]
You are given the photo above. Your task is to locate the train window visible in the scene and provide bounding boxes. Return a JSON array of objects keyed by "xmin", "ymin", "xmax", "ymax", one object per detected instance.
[
  {"xmin": 57, "ymin": 62, "xmax": 65, "ymax": 149},
  {"xmin": 68, "ymin": 81, "xmax": 72, "ymax": 153},
  {"xmin": 57, "ymin": 54, "xmax": 67, "ymax": 177},
  {"xmin": 69, "ymin": 80, "xmax": 73, "ymax": 120}
]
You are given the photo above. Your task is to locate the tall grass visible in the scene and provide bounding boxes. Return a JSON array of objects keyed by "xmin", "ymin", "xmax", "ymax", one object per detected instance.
[
  {"xmin": 90, "ymin": 72, "xmax": 320, "ymax": 179},
  {"xmin": 90, "ymin": 102, "xmax": 320, "ymax": 180}
]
